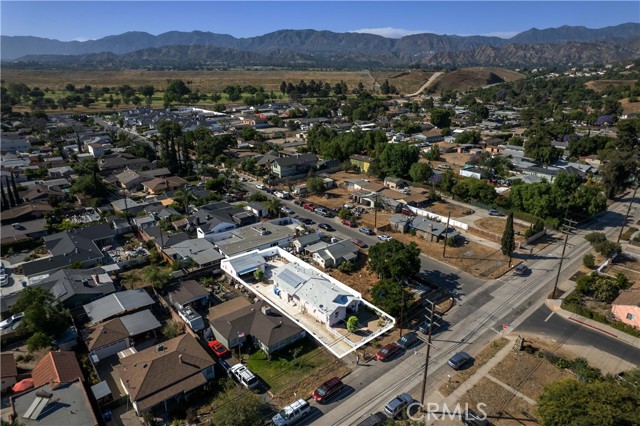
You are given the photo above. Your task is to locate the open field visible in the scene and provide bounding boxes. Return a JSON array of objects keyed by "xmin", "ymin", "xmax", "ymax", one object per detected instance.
[
  {"xmin": 474, "ymin": 217, "xmax": 530, "ymax": 242},
  {"xmin": 585, "ymin": 79, "xmax": 637, "ymax": 92},
  {"xmin": 3, "ymin": 67, "xmax": 525, "ymax": 99},
  {"xmin": 620, "ymin": 98, "xmax": 640, "ymax": 114},
  {"xmin": 1, "ymin": 69, "xmax": 372, "ymax": 93}
]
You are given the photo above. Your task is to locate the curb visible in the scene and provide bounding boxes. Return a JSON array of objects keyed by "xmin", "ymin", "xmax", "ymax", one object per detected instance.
[{"xmin": 546, "ymin": 299, "xmax": 640, "ymax": 347}]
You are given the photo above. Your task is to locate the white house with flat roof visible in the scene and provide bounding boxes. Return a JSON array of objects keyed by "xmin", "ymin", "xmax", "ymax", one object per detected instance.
[{"xmin": 220, "ymin": 247, "xmax": 395, "ymax": 358}]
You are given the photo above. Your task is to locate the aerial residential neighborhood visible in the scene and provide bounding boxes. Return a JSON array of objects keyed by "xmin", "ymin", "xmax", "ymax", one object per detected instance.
[{"xmin": 1, "ymin": 4, "xmax": 640, "ymax": 426}]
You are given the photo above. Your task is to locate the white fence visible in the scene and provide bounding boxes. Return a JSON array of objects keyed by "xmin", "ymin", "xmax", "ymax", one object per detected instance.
[{"xmin": 406, "ymin": 205, "xmax": 469, "ymax": 231}]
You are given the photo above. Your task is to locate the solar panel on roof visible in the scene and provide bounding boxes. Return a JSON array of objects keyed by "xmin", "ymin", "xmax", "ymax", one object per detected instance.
[
  {"xmin": 277, "ymin": 268, "xmax": 305, "ymax": 289},
  {"xmin": 23, "ymin": 395, "xmax": 50, "ymax": 420}
]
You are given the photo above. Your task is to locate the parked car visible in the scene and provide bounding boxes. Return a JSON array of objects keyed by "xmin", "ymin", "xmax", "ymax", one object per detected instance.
[
  {"xmin": 0, "ymin": 312, "xmax": 24, "ymax": 330},
  {"xmin": 351, "ymin": 238, "xmax": 368, "ymax": 249},
  {"xmin": 383, "ymin": 393, "xmax": 413, "ymax": 418},
  {"xmin": 342, "ymin": 219, "xmax": 357, "ymax": 227},
  {"xmin": 229, "ymin": 364, "xmax": 260, "ymax": 389},
  {"xmin": 272, "ymin": 398, "xmax": 311, "ymax": 426},
  {"xmin": 418, "ymin": 315, "xmax": 443, "ymax": 334},
  {"xmin": 312, "ymin": 376, "xmax": 344, "ymax": 403},
  {"xmin": 448, "ymin": 351, "xmax": 472, "ymax": 370},
  {"xmin": 280, "ymin": 206, "xmax": 294, "ymax": 215},
  {"xmin": 208, "ymin": 340, "xmax": 230, "ymax": 358},
  {"xmin": 303, "ymin": 203, "xmax": 315, "ymax": 211},
  {"xmin": 0, "ymin": 274, "xmax": 8, "ymax": 287},
  {"xmin": 396, "ymin": 332, "xmax": 419, "ymax": 349},
  {"xmin": 463, "ymin": 408, "xmax": 491, "ymax": 426},
  {"xmin": 359, "ymin": 227, "xmax": 374, "ymax": 235},
  {"xmin": 488, "ymin": 209, "xmax": 504, "ymax": 216},
  {"xmin": 355, "ymin": 412, "xmax": 387, "ymax": 426},
  {"xmin": 256, "ymin": 183, "xmax": 266, "ymax": 190},
  {"xmin": 318, "ymin": 223, "xmax": 334, "ymax": 232},
  {"xmin": 301, "ymin": 218, "xmax": 314, "ymax": 225},
  {"xmin": 377, "ymin": 234, "xmax": 392, "ymax": 241},
  {"xmin": 376, "ymin": 343, "xmax": 401, "ymax": 361},
  {"xmin": 293, "ymin": 199, "xmax": 305, "ymax": 206},
  {"xmin": 513, "ymin": 263, "xmax": 528, "ymax": 275}
]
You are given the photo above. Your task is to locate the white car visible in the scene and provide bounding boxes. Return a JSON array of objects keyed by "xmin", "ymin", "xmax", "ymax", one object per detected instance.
[
  {"xmin": 377, "ymin": 234, "xmax": 393, "ymax": 242},
  {"xmin": 0, "ymin": 312, "xmax": 24, "ymax": 330},
  {"xmin": 256, "ymin": 184, "xmax": 266, "ymax": 190},
  {"xmin": 0, "ymin": 274, "xmax": 9, "ymax": 287}
]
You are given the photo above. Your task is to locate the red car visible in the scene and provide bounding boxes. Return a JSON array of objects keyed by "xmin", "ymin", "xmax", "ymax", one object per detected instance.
[
  {"xmin": 208, "ymin": 340, "xmax": 230, "ymax": 358},
  {"xmin": 351, "ymin": 238, "xmax": 368, "ymax": 249},
  {"xmin": 376, "ymin": 343, "xmax": 401, "ymax": 361},
  {"xmin": 341, "ymin": 219, "xmax": 357, "ymax": 227}
]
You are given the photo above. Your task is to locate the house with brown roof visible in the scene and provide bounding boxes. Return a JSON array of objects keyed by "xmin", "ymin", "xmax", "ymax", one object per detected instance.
[
  {"xmin": 82, "ymin": 309, "xmax": 162, "ymax": 362},
  {"xmin": 1, "ymin": 353, "xmax": 18, "ymax": 392},
  {"xmin": 166, "ymin": 280, "xmax": 210, "ymax": 311},
  {"xmin": 142, "ymin": 176, "xmax": 189, "ymax": 194},
  {"xmin": 115, "ymin": 334, "xmax": 215, "ymax": 415},
  {"xmin": 611, "ymin": 284, "xmax": 640, "ymax": 329},
  {"xmin": 32, "ymin": 351, "xmax": 84, "ymax": 388},
  {"xmin": 208, "ymin": 298, "xmax": 305, "ymax": 355}
]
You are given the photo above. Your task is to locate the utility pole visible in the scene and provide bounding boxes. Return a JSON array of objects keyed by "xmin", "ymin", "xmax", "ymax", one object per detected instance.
[
  {"xmin": 551, "ymin": 217, "xmax": 577, "ymax": 299},
  {"xmin": 398, "ymin": 292, "xmax": 405, "ymax": 338},
  {"xmin": 617, "ymin": 185, "xmax": 638, "ymax": 244},
  {"xmin": 373, "ymin": 194, "xmax": 379, "ymax": 231},
  {"xmin": 442, "ymin": 212, "xmax": 451, "ymax": 258},
  {"xmin": 420, "ymin": 300, "xmax": 436, "ymax": 406}
]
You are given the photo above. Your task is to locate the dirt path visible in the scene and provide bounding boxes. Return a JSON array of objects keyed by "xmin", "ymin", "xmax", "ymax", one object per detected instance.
[{"xmin": 406, "ymin": 71, "xmax": 444, "ymax": 97}]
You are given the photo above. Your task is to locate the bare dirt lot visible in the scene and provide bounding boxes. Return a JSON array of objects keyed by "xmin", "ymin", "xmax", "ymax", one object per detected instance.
[
  {"xmin": 605, "ymin": 254, "xmax": 640, "ymax": 284},
  {"xmin": 328, "ymin": 256, "xmax": 379, "ymax": 301},
  {"xmin": 425, "ymin": 200, "xmax": 475, "ymax": 218},
  {"xmin": 390, "ymin": 230, "xmax": 512, "ymax": 279},
  {"xmin": 474, "ymin": 217, "xmax": 530, "ymax": 242},
  {"xmin": 451, "ymin": 337, "xmax": 576, "ymax": 426}
]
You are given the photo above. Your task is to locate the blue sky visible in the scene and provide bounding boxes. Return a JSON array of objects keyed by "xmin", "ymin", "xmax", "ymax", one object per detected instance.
[{"xmin": 1, "ymin": 1, "xmax": 638, "ymax": 41}]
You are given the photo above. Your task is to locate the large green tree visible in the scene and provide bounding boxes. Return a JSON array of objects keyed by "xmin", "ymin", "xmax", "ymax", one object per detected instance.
[
  {"xmin": 537, "ymin": 378, "xmax": 640, "ymax": 426},
  {"xmin": 163, "ymin": 79, "xmax": 191, "ymax": 107},
  {"xmin": 409, "ymin": 162, "xmax": 433, "ymax": 184},
  {"xmin": 212, "ymin": 380, "xmax": 270, "ymax": 426},
  {"xmin": 13, "ymin": 287, "xmax": 70, "ymax": 352},
  {"xmin": 430, "ymin": 109, "xmax": 452, "ymax": 128},
  {"xmin": 368, "ymin": 239, "xmax": 421, "ymax": 281},
  {"xmin": 379, "ymin": 144, "xmax": 420, "ymax": 179},
  {"xmin": 370, "ymin": 279, "xmax": 411, "ymax": 318}
]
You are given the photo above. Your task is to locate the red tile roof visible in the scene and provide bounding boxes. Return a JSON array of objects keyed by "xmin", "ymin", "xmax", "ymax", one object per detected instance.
[{"xmin": 32, "ymin": 351, "xmax": 84, "ymax": 388}]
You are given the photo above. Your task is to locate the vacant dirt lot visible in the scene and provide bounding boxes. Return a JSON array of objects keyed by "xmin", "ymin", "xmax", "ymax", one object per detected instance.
[
  {"xmin": 604, "ymin": 254, "xmax": 640, "ymax": 283},
  {"xmin": 389, "ymin": 229, "xmax": 512, "ymax": 279},
  {"xmin": 474, "ymin": 217, "xmax": 530, "ymax": 242},
  {"xmin": 451, "ymin": 337, "xmax": 576, "ymax": 426},
  {"xmin": 328, "ymin": 256, "xmax": 378, "ymax": 300},
  {"xmin": 425, "ymin": 200, "xmax": 474, "ymax": 218}
]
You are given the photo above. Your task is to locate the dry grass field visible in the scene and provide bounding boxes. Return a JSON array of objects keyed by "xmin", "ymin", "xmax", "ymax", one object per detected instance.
[
  {"xmin": 3, "ymin": 67, "xmax": 524, "ymax": 96},
  {"xmin": 0, "ymin": 69, "xmax": 372, "ymax": 92},
  {"xmin": 585, "ymin": 79, "xmax": 636, "ymax": 92}
]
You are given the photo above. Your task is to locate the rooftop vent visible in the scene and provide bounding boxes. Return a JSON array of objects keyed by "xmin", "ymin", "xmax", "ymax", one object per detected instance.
[{"xmin": 261, "ymin": 305, "xmax": 272, "ymax": 316}]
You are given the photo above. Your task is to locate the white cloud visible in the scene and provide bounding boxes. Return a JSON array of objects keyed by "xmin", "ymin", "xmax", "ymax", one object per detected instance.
[{"xmin": 349, "ymin": 27, "xmax": 431, "ymax": 38}]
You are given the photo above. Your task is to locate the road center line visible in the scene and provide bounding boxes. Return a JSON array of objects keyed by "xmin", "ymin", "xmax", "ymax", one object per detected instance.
[{"xmin": 544, "ymin": 311, "xmax": 556, "ymax": 322}]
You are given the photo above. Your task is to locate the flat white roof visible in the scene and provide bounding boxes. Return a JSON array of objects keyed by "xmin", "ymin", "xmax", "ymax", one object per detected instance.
[{"xmin": 221, "ymin": 247, "xmax": 395, "ymax": 358}]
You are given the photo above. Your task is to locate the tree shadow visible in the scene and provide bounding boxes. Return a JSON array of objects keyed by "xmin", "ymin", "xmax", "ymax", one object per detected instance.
[{"xmin": 420, "ymin": 270, "xmax": 463, "ymax": 300}]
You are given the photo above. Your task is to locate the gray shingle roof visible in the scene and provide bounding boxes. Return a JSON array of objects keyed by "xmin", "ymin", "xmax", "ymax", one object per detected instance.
[{"xmin": 84, "ymin": 289, "xmax": 155, "ymax": 324}]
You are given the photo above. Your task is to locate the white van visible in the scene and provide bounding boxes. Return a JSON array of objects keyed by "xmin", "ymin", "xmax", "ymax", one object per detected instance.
[{"xmin": 272, "ymin": 398, "xmax": 311, "ymax": 426}]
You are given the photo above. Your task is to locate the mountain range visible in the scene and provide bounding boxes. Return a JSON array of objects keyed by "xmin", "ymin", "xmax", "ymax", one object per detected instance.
[{"xmin": 2, "ymin": 23, "xmax": 639, "ymax": 68}]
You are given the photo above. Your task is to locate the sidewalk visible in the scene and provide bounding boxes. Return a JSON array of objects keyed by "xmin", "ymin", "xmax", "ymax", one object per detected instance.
[{"xmin": 546, "ymin": 298, "xmax": 640, "ymax": 348}]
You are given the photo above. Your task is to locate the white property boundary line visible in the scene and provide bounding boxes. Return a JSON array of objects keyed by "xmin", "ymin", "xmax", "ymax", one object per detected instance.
[{"xmin": 220, "ymin": 247, "xmax": 396, "ymax": 358}]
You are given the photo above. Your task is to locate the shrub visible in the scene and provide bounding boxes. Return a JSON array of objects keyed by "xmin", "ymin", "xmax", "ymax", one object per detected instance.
[
  {"xmin": 346, "ymin": 316, "xmax": 359, "ymax": 333},
  {"xmin": 585, "ymin": 232, "xmax": 607, "ymax": 244},
  {"xmin": 583, "ymin": 254, "xmax": 595, "ymax": 268},
  {"xmin": 338, "ymin": 261, "xmax": 355, "ymax": 273},
  {"xmin": 27, "ymin": 332, "xmax": 51, "ymax": 353}
]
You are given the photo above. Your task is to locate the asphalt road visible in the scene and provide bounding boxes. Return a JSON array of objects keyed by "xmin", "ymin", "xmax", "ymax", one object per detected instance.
[{"xmin": 515, "ymin": 304, "xmax": 640, "ymax": 367}]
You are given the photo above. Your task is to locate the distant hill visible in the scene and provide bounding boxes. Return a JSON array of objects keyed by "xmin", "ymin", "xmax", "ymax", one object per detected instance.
[{"xmin": 2, "ymin": 23, "xmax": 639, "ymax": 68}]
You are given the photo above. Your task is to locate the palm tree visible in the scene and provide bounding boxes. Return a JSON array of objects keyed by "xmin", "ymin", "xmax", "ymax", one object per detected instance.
[
  {"xmin": 172, "ymin": 188, "xmax": 194, "ymax": 214},
  {"xmin": 267, "ymin": 198, "xmax": 282, "ymax": 217}
]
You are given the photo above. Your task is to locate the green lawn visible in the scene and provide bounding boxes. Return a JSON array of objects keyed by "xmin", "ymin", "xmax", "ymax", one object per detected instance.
[{"xmin": 246, "ymin": 337, "xmax": 335, "ymax": 394}]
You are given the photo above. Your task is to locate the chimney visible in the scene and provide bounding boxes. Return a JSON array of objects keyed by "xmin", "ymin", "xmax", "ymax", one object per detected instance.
[{"xmin": 179, "ymin": 354, "xmax": 183, "ymax": 364}]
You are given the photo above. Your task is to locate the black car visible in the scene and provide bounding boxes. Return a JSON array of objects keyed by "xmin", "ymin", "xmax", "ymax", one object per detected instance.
[
  {"xmin": 396, "ymin": 332, "xmax": 419, "ymax": 349},
  {"xmin": 301, "ymin": 218, "xmax": 314, "ymax": 225},
  {"xmin": 318, "ymin": 223, "xmax": 334, "ymax": 232}
]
